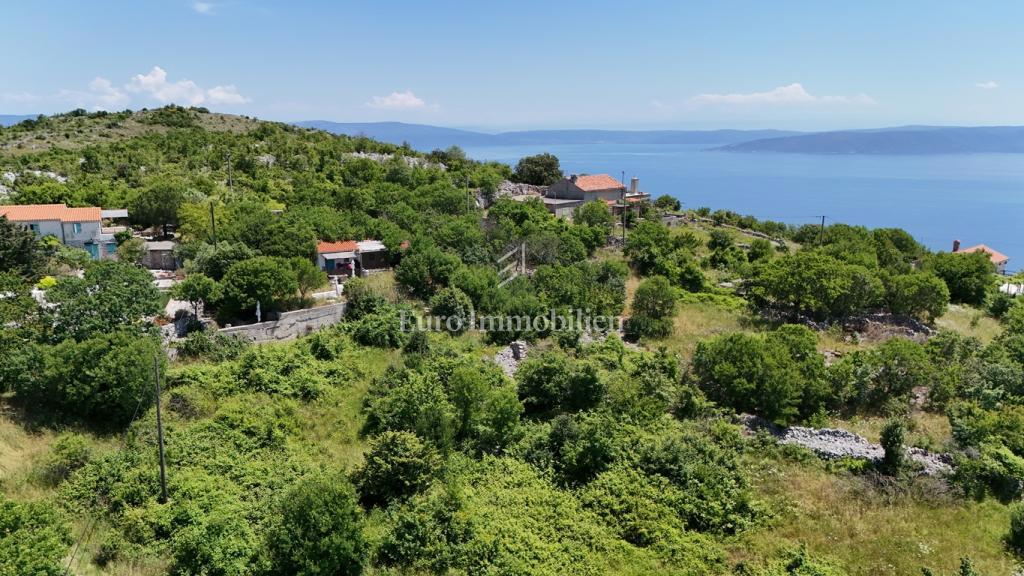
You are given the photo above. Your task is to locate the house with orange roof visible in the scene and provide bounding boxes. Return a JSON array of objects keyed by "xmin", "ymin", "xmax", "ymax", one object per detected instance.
[
  {"xmin": 543, "ymin": 174, "xmax": 651, "ymax": 218},
  {"xmin": 0, "ymin": 203, "xmax": 122, "ymax": 259},
  {"xmin": 952, "ymin": 239, "xmax": 1010, "ymax": 274},
  {"xmin": 316, "ymin": 239, "xmax": 391, "ymax": 277}
]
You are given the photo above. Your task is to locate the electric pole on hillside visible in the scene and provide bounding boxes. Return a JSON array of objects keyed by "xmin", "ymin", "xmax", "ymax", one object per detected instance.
[
  {"xmin": 225, "ymin": 150, "xmax": 233, "ymax": 192},
  {"xmin": 209, "ymin": 200, "xmax": 217, "ymax": 244},
  {"xmin": 153, "ymin": 354, "xmax": 168, "ymax": 504},
  {"xmin": 818, "ymin": 215, "xmax": 827, "ymax": 246}
]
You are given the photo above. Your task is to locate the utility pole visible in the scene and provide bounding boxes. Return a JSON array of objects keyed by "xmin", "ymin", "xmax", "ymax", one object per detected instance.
[
  {"xmin": 818, "ymin": 215, "xmax": 826, "ymax": 246},
  {"xmin": 225, "ymin": 151, "xmax": 233, "ymax": 193},
  {"xmin": 621, "ymin": 186, "xmax": 626, "ymax": 243},
  {"xmin": 209, "ymin": 200, "xmax": 217, "ymax": 244},
  {"xmin": 153, "ymin": 354, "xmax": 168, "ymax": 504}
]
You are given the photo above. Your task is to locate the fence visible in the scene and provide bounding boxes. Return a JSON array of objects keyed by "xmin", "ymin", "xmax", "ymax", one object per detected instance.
[{"xmin": 218, "ymin": 302, "xmax": 348, "ymax": 343}]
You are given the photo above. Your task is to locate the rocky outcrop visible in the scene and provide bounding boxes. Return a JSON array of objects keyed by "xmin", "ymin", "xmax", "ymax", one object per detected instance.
[{"xmin": 739, "ymin": 414, "xmax": 953, "ymax": 476}]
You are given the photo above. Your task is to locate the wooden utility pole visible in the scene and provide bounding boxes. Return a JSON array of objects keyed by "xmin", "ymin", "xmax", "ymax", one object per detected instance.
[
  {"xmin": 153, "ymin": 354, "xmax": 168, "ymax": 504},
  {"xmin": 818, "ymin": 215, "xmax": 826, "ymax": 246},
  {"xmin": 209, "ymin": 201, "xmax": 217, "ymax": 244}
]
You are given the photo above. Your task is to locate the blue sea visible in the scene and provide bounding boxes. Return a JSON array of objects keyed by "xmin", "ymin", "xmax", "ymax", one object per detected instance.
[{"xmin": 464, "ymin": 143, "xmax": 1024, "ymax": 273}]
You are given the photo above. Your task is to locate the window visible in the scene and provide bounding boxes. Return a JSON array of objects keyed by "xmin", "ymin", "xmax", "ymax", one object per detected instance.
[
  {"xmin": 28, "ymin": 223, "xmax": 40, "ymax": 233},
  {"xmin": 73, "ymin": 223, "xmax": 82, "ymax": 235}
]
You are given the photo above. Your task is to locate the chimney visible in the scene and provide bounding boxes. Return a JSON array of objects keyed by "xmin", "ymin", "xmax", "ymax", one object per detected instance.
[
  {"xmin": 630, "ymin": 177, "xmax": 639, "ymax": 195},
  {"xmin": 570, "ymin": 174, "xmax": 578, "ymax": 183},
  {"xmin": 953, "ymin": 239, "xmax": 961, "ymax": 252}
]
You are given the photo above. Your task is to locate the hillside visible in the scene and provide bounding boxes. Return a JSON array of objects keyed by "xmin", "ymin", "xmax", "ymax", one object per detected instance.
[
  {"xmin": 296, "ymin": 120, "xmax": 801, "ymax": 150},
  {"xmin": 0, "ymin": 107, "xmax": 1022, "ymax": 576},
  {"xmin": 714, "ymin": 125, "xmax": 1024, "ymax": 154}
]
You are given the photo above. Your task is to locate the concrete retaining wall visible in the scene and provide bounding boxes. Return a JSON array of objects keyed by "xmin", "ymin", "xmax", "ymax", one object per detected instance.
[{"xmin": 219, "ymin": 302, "xmax": 347, "ymax": 343}]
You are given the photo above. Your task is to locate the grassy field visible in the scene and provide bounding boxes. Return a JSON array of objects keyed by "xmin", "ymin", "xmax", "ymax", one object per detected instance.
[
  {"xmin": 734, "ymin": 457, "xmax": 1017, "ymax": 576},
  {"xmin": 936, "ymin": 304, "xmax": 1004, "ymax": 344}
]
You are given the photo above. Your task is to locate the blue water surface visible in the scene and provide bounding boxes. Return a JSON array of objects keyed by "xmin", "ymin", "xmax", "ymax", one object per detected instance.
[{"xmin": 464, "ymin": 143, "xmax": 1024, "ymax": 273}]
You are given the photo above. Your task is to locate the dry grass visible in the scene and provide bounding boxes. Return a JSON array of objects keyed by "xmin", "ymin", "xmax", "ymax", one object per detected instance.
[
  {"xmin": 826, "ymin": 413, "xmax": 954, "ymax": 451},
  {"xmin": 936, "ymin": 304, "xmax": 1003, "ymax": 344},
  {"xmin": 650, "ymin": 301, "xmax": 758, "ymax": 360},
  {"xmin": 734, "ymin": 460, "xmax": 1018, "ymax": 576}
]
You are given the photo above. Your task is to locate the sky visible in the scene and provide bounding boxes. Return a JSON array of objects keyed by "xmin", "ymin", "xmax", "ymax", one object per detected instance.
[{"xmin": 2, "ymin": 1, "xmax": 1023, "ymax": 131}]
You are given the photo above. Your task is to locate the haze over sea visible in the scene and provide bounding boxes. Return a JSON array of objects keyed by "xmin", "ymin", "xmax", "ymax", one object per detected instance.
[{"xmin": 465, "ymin": 143, "xmax": 1023, "ymax": 273}]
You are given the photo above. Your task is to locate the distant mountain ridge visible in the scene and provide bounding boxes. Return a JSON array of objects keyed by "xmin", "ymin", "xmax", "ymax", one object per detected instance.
[
  {"xmin": 294, "ymin": 120, "xmax": 801, "ymax": 150},
  {"xmin": 713, "ymin": 125, "xmax": 1024, "ymax": 155}
]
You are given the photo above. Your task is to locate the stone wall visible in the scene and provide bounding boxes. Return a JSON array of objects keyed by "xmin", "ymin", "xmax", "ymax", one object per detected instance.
[{"xmin": 218, "ymin": 302, "xmax": 347, "ymax": 343}]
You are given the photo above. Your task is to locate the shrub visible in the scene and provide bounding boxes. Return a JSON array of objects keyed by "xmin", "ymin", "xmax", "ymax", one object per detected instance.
[
  {"xmin": 18, "ymin": 331, "xmax": 162, "ymax": 425},
  {"xmin": 263, "ymin": 474, "xmax": 366, "ymax": 576},
  {"xmin": 0, "ymin": 495, "xmax": 71, "ymax": 576},
  {"xmin": 879, "ymin": 418, "xmax": 906, "ymax": 475},
  {"xmin": 427, "ymin": 287, "xmax": 473, "ymax": 334},
  {"xmin": 352, "ymin": 308, "xmax": 407, "ymax": 348},
  {"xmin": 516, "ymin": 352, "xmax": 605, "ymax": 417},
  {"xmin": 626, "ymin": 276, "xmax": 677, "ymax": 340},
  {"xmin": 1008, "ymin": 503, "xmax": 1024, "ymax": 553},
  {"xmin": 38, "ymin": 433, "xmax": 92, "ymax": 486},
  {"xmin": 884, "ymin": 272, "xmax": 950, "ymax": 322},
  {"xmin": 235, "ymin": 345, "xmax": 325, "ymax": 399},
  {"xmin": 177, "ymin": 330, "xmax": 246, "ymax": 361},
  {"xmin": 352, "ymin": 431, "xmax": 440, "ymax": 508}
]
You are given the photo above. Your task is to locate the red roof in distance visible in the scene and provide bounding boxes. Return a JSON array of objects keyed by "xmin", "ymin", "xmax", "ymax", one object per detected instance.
[
  {"xmin": 958, "ymin": 244, "xmax": 1009, "ymax": 264},
  {"xmin": 573, "ymin": 174, "xmax": 624, "ymax": 192}
]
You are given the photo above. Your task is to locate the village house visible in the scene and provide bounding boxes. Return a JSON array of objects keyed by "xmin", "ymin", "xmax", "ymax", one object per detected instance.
[
  {"xmin": 0, "ymin": 203, "xmax": 125, "ymax": 259},
  {"xmin": 543, "ymin": 174, "xmax": 651, "ymax": 218},
  {"xmin": 316, "ymin": 239, "xmax": 391, "ymax": 278},
  {"xmin": 953, "ymin": 239, "xmax": 1010, "ymax": 275}
]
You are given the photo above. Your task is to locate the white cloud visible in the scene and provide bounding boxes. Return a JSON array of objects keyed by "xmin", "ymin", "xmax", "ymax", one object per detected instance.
[
  {"xmin": 365, "ymin": 90, "xmax": 430, "ymax": 110},
  {"xmin": 126, "ymin": 66, "xmax": 250, "ymax": 106},
  {"xmin": 192, "ymin": 2, "xmax": 215, "ymax": 14},
  {"xmin": 58, "ymin": 77, "xmax": 129, "ymax": 110},
  {"xmin": 976, "ymin": 81, "xmax": 999, "ymax": 90},
  {"xmin": 689, "ymin": 83, "xmax": 874, "ymax": 106},
  {"xmin": 207, "ymin": 85, "xmax": 251, "ymax": 104}
]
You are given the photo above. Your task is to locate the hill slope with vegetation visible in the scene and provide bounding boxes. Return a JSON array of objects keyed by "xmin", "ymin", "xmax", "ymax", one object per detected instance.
[{"xmin": 1, "ymin": 107, "xmax": 1023, "ymax": 576}]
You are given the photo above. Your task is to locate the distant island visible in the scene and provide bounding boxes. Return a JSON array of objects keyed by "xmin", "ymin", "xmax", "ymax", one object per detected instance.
[
  {"xmin": 294, "ymin": 120, "xmax": 800, "ymax": 151},
  {"xmin": 295, "ymin": 121, "xmax": 1024, "ymax": 155},
  {"xmin": 712, "ymin": 125, "xmax": 1024, "ymax": 155}
]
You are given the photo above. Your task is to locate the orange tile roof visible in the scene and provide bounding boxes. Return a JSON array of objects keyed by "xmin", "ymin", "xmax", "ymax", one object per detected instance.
[
  {"xmin": 574, "ymin": 174, "xmax": 624, "ymax": 192},
  {"xmin": 0, "ymin": 203, "xmax": 101, "ymax": 223},
  {"xmin": 317, "ymin": 240, "xmax": 359, "ymax": 254},
  {"xmin": 958, "ymin": 244, "xmax": 1009, "ymax": 264}
]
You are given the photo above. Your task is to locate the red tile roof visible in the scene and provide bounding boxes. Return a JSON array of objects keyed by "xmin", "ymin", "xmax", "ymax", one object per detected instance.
[
  {"xmin": 958, "ymin": 244, "xmax": 1009, "ymax": 264},
  {"xmin": 316, "ymin": 240, "xmax": 358, "ymax": 254},
  {"xmin": 574, "ymin": 174, "xmax": 624, "ymax": 192},
  {"xmin": 0, "ymin": 203, "xmax": 101, "ymax": 223}
]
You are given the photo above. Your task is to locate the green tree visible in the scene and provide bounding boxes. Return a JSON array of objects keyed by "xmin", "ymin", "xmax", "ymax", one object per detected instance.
[
  {"xmin": 394, "ymin": 245, "xmax": 461, "ymax": 300},
  {"xmin": 928, "ymin": 251, "xmax": 994, "ymax": 305},
  {"xmin": 185, "ymin": 241, "xmax": 257, "ymax": 281},
  {"xmin": 879, "ymin": 418, "xmax": 906, "ymax": 475},
  {"xmin": 46, "ymin": 260, "xmax": 161, "ymax": 341},
  {"xmin": 114, "ymin": 237, "xmax": 147, "ymax": 266},
  {"xmin": 653, "ymin": 195, "xmax": 681, "ymax": 211},
  {"xmin": 884, "ymin": 272, "xmax": 949, "ymax": 322},
  {"xmin": 288, "ymin": 257, "xmax": 327, "ymax": 299},
  {"xmin": 173, "ymin": 273, "xmax": 221, "ymax": 316},
  {"xmin": 626, "ymin": 276, "xmax": 677, "ymax": 339},
  {"xmin": 573, "ymin": 200, "xmax": 614, "ymax": 232},
  {"xmin": 0, "ymin": 215, "xmax": 45, "ymax": 279},
  {"xmin": 352, "ymin": 431, "xmax": 440, "ymax": 508},
  {"xmin": 17, "ymin": 331, "xmax": 162, "ymax": 424},
  {"xmin": 748, "ymin": 238, "xmax": 774, "ymax": 263},
  {"xmin": 219, "ymin": 256, "xmax": 298, "ymax": 317},
  {"xmin": 511, "ymin": 153, "xmax": 562, "ymax": 185},
  {"xmin": 130, "ymin": 178, "xmax": 184, "ymax": 236},
  {"xmin": 427, "ymin": 287, "xmax": 474, "ymax": 334},
  {"xmin": 264, "ymin": 474, "xmax": 366, "ymax": 576}
]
